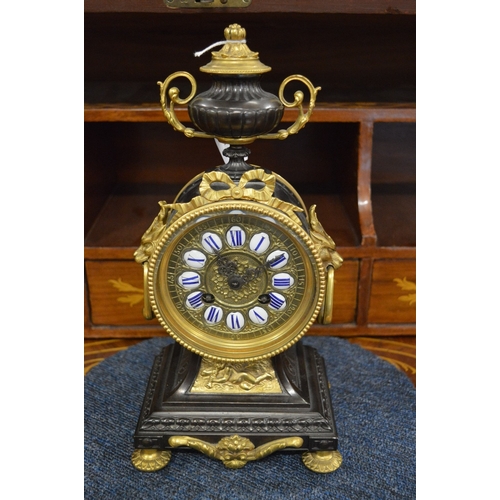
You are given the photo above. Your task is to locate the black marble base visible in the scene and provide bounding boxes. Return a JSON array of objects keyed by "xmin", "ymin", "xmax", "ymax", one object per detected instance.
[{"xmin": 134, "ymin": 340, "xmax": 338, "ymax": 452}]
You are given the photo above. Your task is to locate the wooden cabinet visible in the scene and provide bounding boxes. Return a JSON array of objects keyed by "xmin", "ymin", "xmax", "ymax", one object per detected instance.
[{"xmin": 84, "ymin": 0, "xmax": 416, "ymax": 338}]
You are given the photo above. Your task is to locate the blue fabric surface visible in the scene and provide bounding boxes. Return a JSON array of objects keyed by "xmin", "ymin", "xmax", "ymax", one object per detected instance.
[{"xmin": 84, "ymin": 337, "xmax": 416, "ymax": 499}]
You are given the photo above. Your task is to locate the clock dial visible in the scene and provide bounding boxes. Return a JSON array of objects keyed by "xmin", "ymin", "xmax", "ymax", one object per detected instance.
[{"xmin": 149, "ymin": 201, "xmax": 324, "ymax": 361}]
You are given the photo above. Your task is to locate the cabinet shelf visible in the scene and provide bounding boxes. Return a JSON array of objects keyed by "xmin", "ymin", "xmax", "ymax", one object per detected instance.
[{"xmin": 84, "ymin": 102, "xmax": 416, "ymax": 123}]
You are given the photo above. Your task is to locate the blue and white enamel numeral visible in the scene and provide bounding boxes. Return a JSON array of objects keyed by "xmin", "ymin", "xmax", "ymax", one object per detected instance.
[
  {"xmin": 226, "ymin": 226, "xmax": 246, "ymax": 248},
  {"xmin": 271, "ymin": 273, "xmax": 294, "ymax": 290},
  {"xmin": 201, "ymin": 232, "xmax": 223, "ymax": 254},
  {"xmin": 249, "ymin": 232, "xmax": 271, "ymax": 254},
  {"xmin": 248, "ymin": 306, "xmax": 268, "ymax": 325},
  {"xmin": 204, "ymin": 305, "xmax": 223, "ymax": 324},
  {"xmin": 268, "ymin": 292, "xmax": 287, "ymax": 311},
  {"xmin": 178, "ymin": 271, "xmax": 201, "ymax": 289},
  {"xmin": 266, "ymin": 250, "xmax": 289, "ymax": 269},
  {"xmin": 226, "ymin": 311, "xmax": 245, "ymax": 331},
  {"xmin": 185, "ymin": 291, "xmax": 204, "ymax": 309},
  {"xmin": 183, "ymin": 249, "xmax": 207, "ymax": 269}
]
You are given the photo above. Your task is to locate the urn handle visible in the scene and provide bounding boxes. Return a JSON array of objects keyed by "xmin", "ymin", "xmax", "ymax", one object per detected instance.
[
  {"xmin": 260, "ymin": 74, "xmax": 321, "ymax": 141},
  {"xmin": 158, "ymin": 71, "xmax": 212, "ymax": 140}
]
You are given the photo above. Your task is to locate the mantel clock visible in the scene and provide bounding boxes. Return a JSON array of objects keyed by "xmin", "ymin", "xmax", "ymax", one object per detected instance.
[{"xmin": 131, "ymin": 24, "xmax": 343, "ymax": 474}]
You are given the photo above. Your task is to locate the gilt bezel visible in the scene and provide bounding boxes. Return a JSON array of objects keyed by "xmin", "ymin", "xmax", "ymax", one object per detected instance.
[{"xmin": 148, "ymin": 200, "xmax": 325, "ymax": 362}]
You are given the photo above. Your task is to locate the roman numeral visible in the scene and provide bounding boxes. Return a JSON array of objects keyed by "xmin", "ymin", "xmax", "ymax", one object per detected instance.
[
  {"xmin": 273, "ymin": 278, "xmax": 291, "ymax": 287},
  {"xmin": 181, "ymin": 275, "xmax": 200, "ymax": 285},
  {"xmin": 229, "ymin": 229, "xmax": 243, "ymax": 246},
  {"xmin": 187, "ymin": 292, "xmax": 203, "ymax": 309},
  {"xmin": 230, "ymin": 314, "xmax": 240, "ymax": 329},
  {"xmin": 269, "ymin": 254, "xmax": 286, "ymax": 268},
  {"xmin": 203, "ymin": 235, "xmax": 221, "ymax": 252},
  {"xmin": 269, "ymin": 293, "xmax": 286, "ymax": 311},
  {"xmin": 254, "ymin": 235, "xmax": 266, "ymax": 251},
  {"xmin": 205, "ymin": 306, "xmax": 221, "ymax": 324}
]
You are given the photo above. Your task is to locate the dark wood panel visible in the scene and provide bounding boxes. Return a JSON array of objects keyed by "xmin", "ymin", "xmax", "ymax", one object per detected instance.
[
  {"xmin": 372, "ymin": 190, "xmax": 416, "ymax": 247},
  {"xmin": 372, "ymin": 122, "xmax": 416, "ymax": 184},
  {"xmin": 85, "ymin": 13, "xmax": 416, "ymax": 103},
  {"xmin": 85, "ymin": 0, "xmax": 416, "ymax": 15}
]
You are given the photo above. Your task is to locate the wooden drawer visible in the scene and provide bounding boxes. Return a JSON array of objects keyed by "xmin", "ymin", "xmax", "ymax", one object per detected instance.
[
  {"xmin": 368, "ymin": 259, "xmax": 416, "ymax": 324},
  {"xmin": 330, "ymin": 259, "xmax": 358, "ymax": 324},
  {"xmin": 86, "ymin": 260, "xmax": 153, "ymax": 326},
  {"xmin": 85, "ymin": 258, "xmax": 359, "ymax": 328}
]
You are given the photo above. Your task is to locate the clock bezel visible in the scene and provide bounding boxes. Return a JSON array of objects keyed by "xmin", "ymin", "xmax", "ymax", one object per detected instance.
[{"xmin": 147, "ymin": 200, "xmax": 325, "ymax": 362}]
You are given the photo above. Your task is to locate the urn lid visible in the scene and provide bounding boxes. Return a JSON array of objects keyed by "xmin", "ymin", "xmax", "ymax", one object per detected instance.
[{"xmin": 199, "ymin": 24, "xmax": 272, "ymax": 75}]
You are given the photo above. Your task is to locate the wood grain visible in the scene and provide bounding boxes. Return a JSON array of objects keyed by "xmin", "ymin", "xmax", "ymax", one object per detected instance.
[
  {"xmin": 84, "ymin": 0, "xmax": 416, "ymax": 15},
  {"xmin": 84, "ymin": 103, "xmax": 416, "ymax": 123}
]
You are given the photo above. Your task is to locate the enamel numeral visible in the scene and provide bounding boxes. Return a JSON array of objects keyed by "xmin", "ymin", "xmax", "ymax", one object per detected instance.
[
  {"xmin": 248, "ymin": 232, "xmax": 271, "ymax": 254},
  {"xmin": 186, "ymin": 291, "xmax": 204, "ymax": 309},
  {"xmin": 268, "ymin": 292, "xmax": 287, "ymax": 311},
  {"xmin": 266, "ymin": 250, "xmax": 289, "ymax": 269},
  {"xmin": 248, "ymin": 306, "xmax": 269, "ymax": 325},
  {"xmin": 201, "ymin": 232, "xmax": 223, "ymax": 254},
  {"xmin": 204, "ymin": 305, "xmax": 223, "ymax": 324},
  {"xmin": 183, "ymin": 249, "xmax": 207, "ymax": 269},
  {"xmin": 178, "ymin": 272, "xmax": 201, "ymax": 289},
  {"xmin": 271, "ymin": 273, "xmax": 295, "ymax": 290},
  {"xmin": 226, "ymin": 226, "xmax": 246, "ymax": 247},
  {"xmin": 226, "ymin": 311, "xmax": 245, "ymax": 331}
]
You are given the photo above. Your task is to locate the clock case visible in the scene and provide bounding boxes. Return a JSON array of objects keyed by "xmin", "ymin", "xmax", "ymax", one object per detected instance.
[
  {"xmin": 131, "ymin": 24, "xmax": 343, "ymax": 472},
  {"xmin": 133, "ymin": 147, "xmax": 340, "ymax": 471}
]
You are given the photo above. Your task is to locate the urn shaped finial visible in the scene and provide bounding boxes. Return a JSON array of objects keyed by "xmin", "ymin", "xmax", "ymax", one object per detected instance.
[{"xmin": 199, "ymin": 23, "xmax": 271, "ymax": 75}]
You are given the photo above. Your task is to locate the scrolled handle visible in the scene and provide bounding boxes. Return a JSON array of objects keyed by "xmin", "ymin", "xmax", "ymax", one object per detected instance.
[
  {"xmin": 258, "ymin": 74, "xmax": 321, "ymax": 141},
  {"xmin": 157, "ymin": 71, "xmax": 212, "ymax": 139},
  {"xmin": 317, "ymin": 265, "xmax": 335, "ymax": 325}
]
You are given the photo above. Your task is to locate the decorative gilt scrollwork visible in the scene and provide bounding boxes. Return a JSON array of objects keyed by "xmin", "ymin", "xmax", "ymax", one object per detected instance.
[
  {"xmin": 261, "ymin": 74, "xmax": 321, "ymax": 140},
  {"xmin": 169, "ymin": 435, "xmax": 303, "ymax": 469},
  {"xmin": 134, "ymin": 201, "xmax": 173, "ymax": 264},
  {"xmin": 308, "ymin": 205, "xmax": 343, "ymax": 270},
  {"xmin": 158, "ymin": 71, "xmax": 213, "ymax": 140},
  {"xmin": 308, "ymin": 205, "xmax": 342, "ymax": 325}
]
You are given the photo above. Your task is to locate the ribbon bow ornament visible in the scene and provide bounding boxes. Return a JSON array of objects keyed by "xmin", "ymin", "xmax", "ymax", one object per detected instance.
[
  {"xmin": 199, "ymin": 169, "xmax": 275, "ymax": 202},
  {"xmin": 170, "ymin": 168, "xmax": 303, "ymax": 224}
]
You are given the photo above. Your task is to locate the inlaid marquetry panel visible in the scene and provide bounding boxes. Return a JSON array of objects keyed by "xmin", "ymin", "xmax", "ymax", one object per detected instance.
[
  {"xmin": 86, "ymin": 260, "xmax": 154, "ymax": 326},
  {"xmin": 368, "ymin": 259, "xmax": 416, "ymax": 324}
]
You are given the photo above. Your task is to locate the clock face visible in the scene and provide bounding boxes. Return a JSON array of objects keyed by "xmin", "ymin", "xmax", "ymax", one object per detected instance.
[{"xmin": 148, "ymin": 201, "xmax": 325, "ymax": 361}]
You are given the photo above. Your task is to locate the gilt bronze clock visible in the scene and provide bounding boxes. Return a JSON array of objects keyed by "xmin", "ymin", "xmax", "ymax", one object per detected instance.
[{"xmin": 131, "ymin": 24, "xmax": 343, "ymax": 474}]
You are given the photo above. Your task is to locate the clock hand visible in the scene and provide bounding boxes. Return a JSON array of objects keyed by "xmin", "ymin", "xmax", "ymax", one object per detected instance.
[
  {"xmin": 214, "ymin": 251, "xmax": 238, "ymax": 278},
  {"xmin": 241, "ymin": 253, "xmax": 285, "ymax": 284}
]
